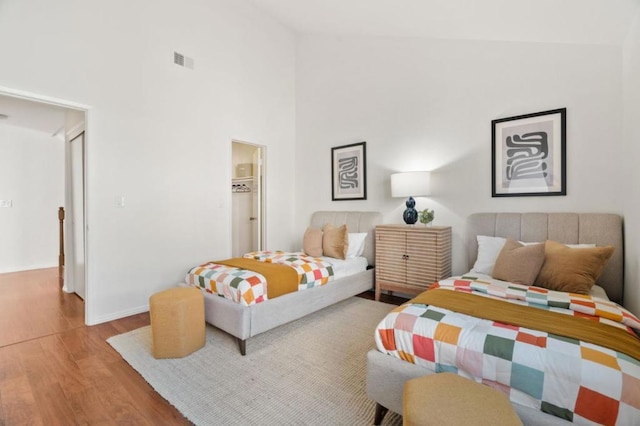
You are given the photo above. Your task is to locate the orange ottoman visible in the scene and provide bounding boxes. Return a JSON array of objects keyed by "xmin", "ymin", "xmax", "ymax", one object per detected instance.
[
  {"xmin": 149, "ymin": 287, "xmax": 205, "ymax": 359},
  {"xmin": 403, "ymin": 373, "xmax": 522, "ymax": 426}
]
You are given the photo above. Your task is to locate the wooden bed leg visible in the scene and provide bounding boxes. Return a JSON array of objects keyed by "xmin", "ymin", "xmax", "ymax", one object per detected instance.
[
  {"xmin": 373, "ymin": 403, "xmax": 388, "ymax": 425},
  {"xmin": 238, "ymin": 338, "xmax": 246, "ymax": 356}
]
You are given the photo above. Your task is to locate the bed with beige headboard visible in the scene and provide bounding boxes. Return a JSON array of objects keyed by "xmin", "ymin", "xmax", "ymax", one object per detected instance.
[
  {"xmin": 184, "ymin": 211, "xmax": 382, "ymax": 355},
  {"xmin": 366, "ymin": 212, "xmax": 639, "ymax": 425}
]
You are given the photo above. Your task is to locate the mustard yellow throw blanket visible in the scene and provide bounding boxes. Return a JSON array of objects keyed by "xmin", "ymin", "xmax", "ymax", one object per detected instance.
[
  {"xmin": 412, "ymin": 288, "xmax": 640, "ymax": 361},
  {"xmin": 216, "ymin": 258, "xmax": 299, "ymax": 300}
]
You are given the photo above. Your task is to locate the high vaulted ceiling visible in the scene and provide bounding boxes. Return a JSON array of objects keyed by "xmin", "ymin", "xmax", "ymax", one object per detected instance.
[
  {"xmin": 248, "ymin": 0, "xmax": 640, "ymax": 45},
  {"xmin": 2, "ymin": 1, "xmax": 638, "ymax": 137}
]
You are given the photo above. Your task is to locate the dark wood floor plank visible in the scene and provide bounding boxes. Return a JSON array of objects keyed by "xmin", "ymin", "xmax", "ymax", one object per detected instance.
[
  {"xmin": 30, "ymin": 382, "xmax": 78, "ymax": 426},
  {"xmin": 57, "ymin": 326, "xmax": 93, "ymax": 362},
  {"xmin": 20, "ymin": 337, "xmax": 79, "ymax": 424},
  {"xmin": 0, "ymin": 268, "xmax": 85, "ymax": 348},
  {"xmin": 107, "ymin": 355, "xmax": 192, "ymax": 425},
  {"xmin": 111, "ymin": 311, "xmax": 150, "ymax": 334},
  {"xmin": 0, "ymin": 343, "xmax": 23, "ymax": 383},
  {"xmin": 80, "ymin": 323, "xmax": 131, "ymax": 365},
  {"xmin": 99, "ymin": 386, "xmax": 154, "ymax": 425},
  {"xmin": 60, "ymin": 324, "xmax": 112, "ymax": 363},
  {"xmin": 66, "ymin": 387, "xmax": 114, "ymax": 425},
  {"xmin": 38, "ymin": 334, "xmax": 90, "ymax": 395},
  {"xmin": 76, "ymin": 353, "xmax": 157, "ymax": 424},
  {"xmin": 19, "ymin": 340, "xmax": 61, "ymax": 390},
  {"xmin": 0, "ymin": 374, "xmax": 45, "ymax": 425}
]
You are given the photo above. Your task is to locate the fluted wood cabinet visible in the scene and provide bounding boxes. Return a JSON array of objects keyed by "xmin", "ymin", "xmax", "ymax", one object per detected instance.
[{"xmin": 375, "ymin": 225, "xmax": 452, "ymax": 301}]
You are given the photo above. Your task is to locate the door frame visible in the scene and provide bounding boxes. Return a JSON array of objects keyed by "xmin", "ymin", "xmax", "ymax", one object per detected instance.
[
  {"xmin": 0, "ymin": 85, "xmax": 91, "ymax": 323},
  {"xmin": 231, "ymin": 140, "xmax": 266, "ymax": 252}
]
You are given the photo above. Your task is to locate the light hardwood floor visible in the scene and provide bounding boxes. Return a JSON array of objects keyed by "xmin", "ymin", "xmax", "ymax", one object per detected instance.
[
  {"xmin": 0, "ymin": 268, "xmax": 405, "ymax": 425},
  {"xmin": 0, "ymin": 268, "xmax": 191, "ymax": 425}
]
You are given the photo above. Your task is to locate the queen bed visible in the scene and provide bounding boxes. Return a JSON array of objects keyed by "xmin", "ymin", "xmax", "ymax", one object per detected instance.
[
  {"xmin": 366, "ymin": 212, "xmax": 640, "ymax": 425},
  {"xmin": 185, "ymin": 211, "xmax": 382, "ymax": 355}
]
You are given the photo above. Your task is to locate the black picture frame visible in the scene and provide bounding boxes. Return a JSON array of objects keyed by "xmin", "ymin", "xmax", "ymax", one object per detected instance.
[
  {"xmin": 331, "ymin": 142, "xmax": 367, "ymax": 201},
  {"xmin": 492, "ymin": 108, "xmax": 566, "ymax": 197}
]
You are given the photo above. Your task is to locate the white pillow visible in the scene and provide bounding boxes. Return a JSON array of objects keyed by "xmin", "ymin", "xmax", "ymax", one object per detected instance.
[
  {"xmin": 471, "ymin": 235, "xmax": 597, "ymax": 276},
  {"xmin": 471, "ymin": 236, "xmax": 506, "ymax": 275},
  {"xmin": 346, "ymin": 233, "xmax": 367, "ymax": 258}
]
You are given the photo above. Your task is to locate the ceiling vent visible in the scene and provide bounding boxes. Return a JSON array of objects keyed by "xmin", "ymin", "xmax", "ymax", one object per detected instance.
[
  {"xmin": 174, "ymin": 51, "xmax": 185, "ymax": 66},
  {"xmin": 174, "ymin": 51, "xmax": 194, "ymax": 70}
]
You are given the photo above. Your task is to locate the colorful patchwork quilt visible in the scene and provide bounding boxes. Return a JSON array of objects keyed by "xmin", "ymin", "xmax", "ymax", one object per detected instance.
[
  {"xmin": 186, "ymin": 261, "xmax": 268, "ymax": 306},
  {"xmin": 243, "ymin": 251, "xmax": 335, "ymax": 289},
  {"xmin": 186, "ymin": 251, "xmax": 334, "ymax": 306},
  {"xmin": 375, "ymin": 275, "xmax": 640, "ymax": 425}
]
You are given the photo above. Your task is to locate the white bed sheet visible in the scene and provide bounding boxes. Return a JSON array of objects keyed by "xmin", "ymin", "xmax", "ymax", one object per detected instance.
[{"xmin": 320, "ymin": 255, "xmax": 368, "ymax": 279}]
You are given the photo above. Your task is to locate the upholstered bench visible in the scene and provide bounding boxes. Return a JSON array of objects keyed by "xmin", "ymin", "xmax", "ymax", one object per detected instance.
[
  {"xmin": 149, "ymin": 287, "xmax": 205, "ymax": 359},
  {"xmin": 403, "ymin": 373, "xmax": 522, "ymax": 426}
]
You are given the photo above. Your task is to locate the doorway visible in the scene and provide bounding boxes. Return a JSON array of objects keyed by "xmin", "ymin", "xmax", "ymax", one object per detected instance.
[
  {"xmin": 0, "ymin": 88, "xmax": 88, "ymax": 313},
  {"xmin": 231, "ymin": 141, "xmax": 265, "ymax": 256}
]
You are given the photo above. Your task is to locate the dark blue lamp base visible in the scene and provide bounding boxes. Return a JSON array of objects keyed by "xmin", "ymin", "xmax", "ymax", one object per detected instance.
[{"xmin": 403, "ymin": 196, "xmax": 418, "ymax": 225}]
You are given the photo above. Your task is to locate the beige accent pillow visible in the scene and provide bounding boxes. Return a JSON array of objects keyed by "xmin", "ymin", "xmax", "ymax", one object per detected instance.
[
  {"xmin": 536, "ymin": 240, "xmax": 615, "ymax": 294},
  {"xmin": 492, "ymin": 239, "xmax": 545, "ymax": 285},
  {"xmin": 322, "ymin": 224, "xmax": 349, "ymax": 260},
  {"xmin": 302, "ymin": 227, "xmax": 323, "ymax": 257}
]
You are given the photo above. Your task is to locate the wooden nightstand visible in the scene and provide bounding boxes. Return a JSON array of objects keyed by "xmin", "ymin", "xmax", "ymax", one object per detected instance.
[{"xmin": 374, "ymin": 225, "xmax": 452, "ymax": 301}]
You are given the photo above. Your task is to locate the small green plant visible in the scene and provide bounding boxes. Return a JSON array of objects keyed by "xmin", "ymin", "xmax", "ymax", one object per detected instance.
[{"xmin": 418, "ymin": 208, "xmax": 435, "ymax": 225}]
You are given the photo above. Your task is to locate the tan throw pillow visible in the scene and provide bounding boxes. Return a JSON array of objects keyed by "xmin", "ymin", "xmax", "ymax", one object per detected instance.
[
  {"xmin": 322, "ymin": 224, "xmax": 349, "ymax": 260},
  {"xmin": 492, "ymin": 239, "xmax": 545, "ymax": 285},
  {"xmin": 302, "ymin": 227, "xmax": 323, "ymax": 257},
  {"xmin": 536, "ymin": 240, "xmax": 615, "ymax": 294}
]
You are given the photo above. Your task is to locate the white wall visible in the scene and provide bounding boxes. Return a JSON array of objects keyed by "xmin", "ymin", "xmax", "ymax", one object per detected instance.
[
  {"xmin": 623, "ymin": 11, "xmax": 640, "ymax": 315},
  {"xmin": 294, "ymin": 35, "xmax": 630, "ymax": 305},
  {"xmin": 0, "ymin": 0, "xmax": 296, "ymax": 324},
  {"xmin": 0, "ymin": 124, "xmax": 65, "ymax": 272}
]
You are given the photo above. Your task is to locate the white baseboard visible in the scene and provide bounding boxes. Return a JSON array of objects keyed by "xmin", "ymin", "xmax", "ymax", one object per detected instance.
[
  {"xmin": 87, "ymin": 304, "xmax": 149, "ymax": 326},
  {"xmin": 0, "ymin": 263, "xmax": 57, "ymax": 274}
]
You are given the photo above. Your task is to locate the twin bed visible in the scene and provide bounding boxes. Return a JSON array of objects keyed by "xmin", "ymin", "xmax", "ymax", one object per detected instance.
[
  {"xmin": 185, "ymin": 211, "xmax": 382, "ymax": 355},
  {"xmin": 367, "ymin": 212, "xmax": 639, "ymax": 425}
]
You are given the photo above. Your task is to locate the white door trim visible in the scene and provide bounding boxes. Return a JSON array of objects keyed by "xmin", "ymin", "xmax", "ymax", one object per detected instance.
[{"xmin": 0, "ymin": 86, "xmax": 92, "ymax": 325}]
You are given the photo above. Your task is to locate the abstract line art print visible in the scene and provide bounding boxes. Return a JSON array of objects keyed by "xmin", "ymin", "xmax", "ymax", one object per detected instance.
[
  {"xmin": 492, "ymin": 109, "xmax": 566, "ymax": 197},
  {"xmin": 331, "ymin": 142, "xmax": 367, "ymax": 200}
]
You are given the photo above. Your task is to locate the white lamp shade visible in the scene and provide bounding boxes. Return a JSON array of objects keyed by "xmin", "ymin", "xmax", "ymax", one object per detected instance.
[{"xmin": 391, "ymin": 171, "xmax": 431, "ymax": 198}]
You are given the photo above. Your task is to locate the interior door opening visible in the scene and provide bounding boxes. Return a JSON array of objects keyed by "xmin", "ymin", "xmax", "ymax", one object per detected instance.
[
  {"xmin": 0, "ymin": 89, "xmax": 87, "ymax": 317},
  {"xmin": 231, "ymin": 141, "xmax": 265, "ymax": 256}
]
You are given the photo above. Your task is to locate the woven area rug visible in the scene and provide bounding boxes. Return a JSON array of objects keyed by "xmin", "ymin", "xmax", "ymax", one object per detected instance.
[{"xmin": 107, "ymin": 297, "xmax": 403, "ymax": 425}]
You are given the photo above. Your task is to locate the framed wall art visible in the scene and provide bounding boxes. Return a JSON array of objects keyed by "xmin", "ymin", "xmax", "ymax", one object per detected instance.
[
  {"xmin": 492, "ymin": 108, "xmax": 566, "ymax": 197},
  {"xmin": 331, "ymin": 141, "xmax": 367, "ymax": 201}
]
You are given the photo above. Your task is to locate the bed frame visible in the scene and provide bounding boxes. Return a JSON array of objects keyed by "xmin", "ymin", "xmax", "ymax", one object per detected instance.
[
  {"xmin": 197, "ymin": 211, "xmax": 382, "ymax": 355},
  {"xmin": 366, "ymin": 212, "xmax": 624, "ymax": 425}
]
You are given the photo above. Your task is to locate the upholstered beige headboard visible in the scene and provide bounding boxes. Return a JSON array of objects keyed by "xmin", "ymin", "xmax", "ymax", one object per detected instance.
[
  {"xmin": 466, "ymin": 213, "xmax": 624, "ymax": 304},
  {"xmin": 310, "ymin": 211, "xmax": 383, "ymax": 266}
]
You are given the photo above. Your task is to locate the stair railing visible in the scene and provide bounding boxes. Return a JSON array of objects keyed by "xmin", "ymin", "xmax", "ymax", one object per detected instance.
[{"xmin": 58, "ymin": 207, "xmax": 65, "ymax": 286}]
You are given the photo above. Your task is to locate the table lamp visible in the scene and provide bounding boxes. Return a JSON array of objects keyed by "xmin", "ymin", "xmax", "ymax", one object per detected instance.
[{"xmin": 391, "ymin": 171, "xmax": 431, "ymax": 225}]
